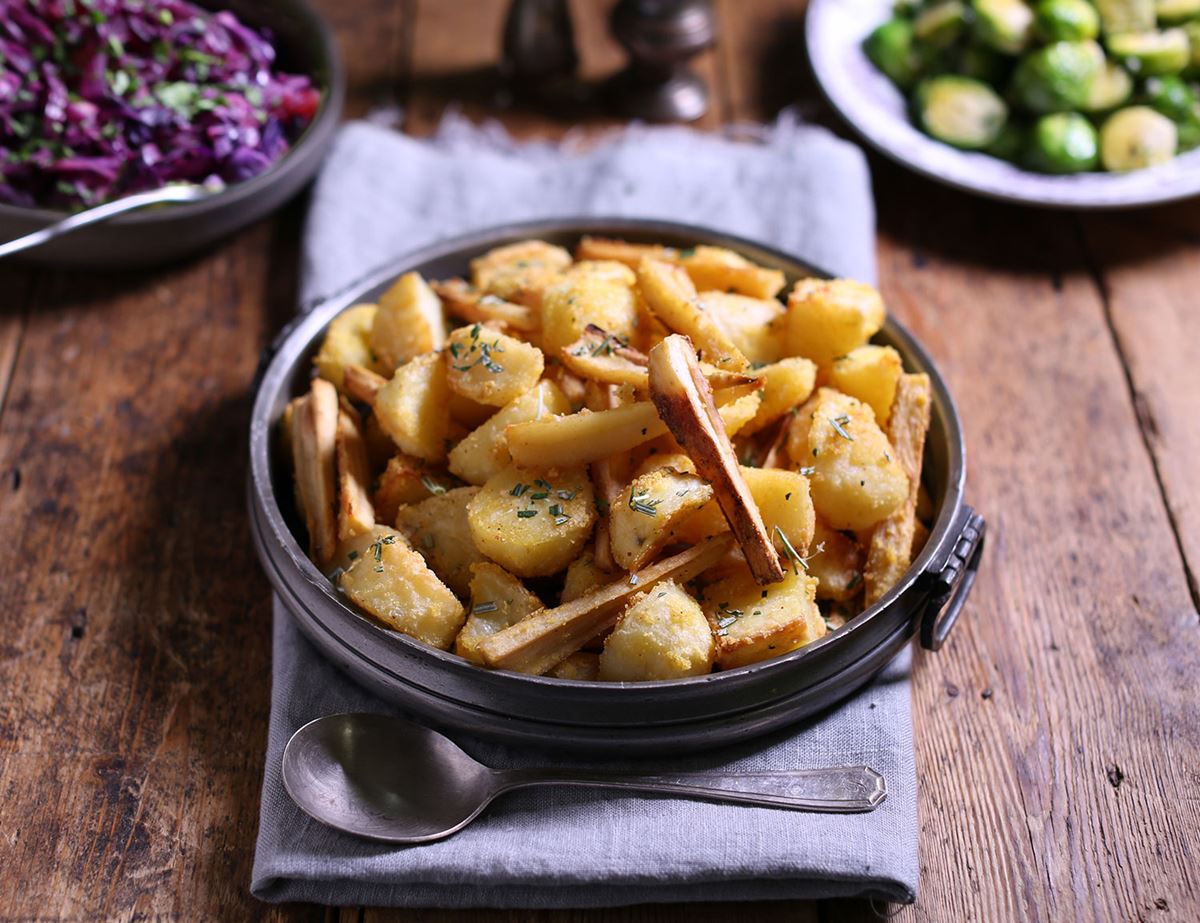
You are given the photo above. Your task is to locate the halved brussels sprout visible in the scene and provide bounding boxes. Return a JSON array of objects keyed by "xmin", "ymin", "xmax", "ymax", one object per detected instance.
[
  {"xmin": 1010, "ymin": 40, "xmax": 1105, "ymax": 112},
  {"xmin": 1107, "ymin": 29, "xmax": 1191, "ymax": 75},
  {"xmin": 1145, "ymin": 74, "xmax": 1198, "ymax": 119},
  {"xmin": 1155, "ymin": 0, "xmax": 1200, "ymax": 25},
  {"xmin": 915, "ymin": 1, "xmax": 970, "ymax": 48},
  {"xmin": 1094, "ymin": 0, "xmax": 1156, "ymax": 34},
  {"xmin": 1144, "ymin": 76, "xmax": 1200, "ymax": 147},
  {"xmin": 1085, "ymin": 61, "xmax": 1135, "ymax": 110},
  {"xmin": 973, "ymin": 0, "xmax": 1036, "ymax": 53},
  {"xmin": 865, "ymin": 18, "xmax": 925, "ymax": 89},
  {"xmin": 1034, "ymin": 0, "xmax": 1101, "ymax": 41},
  {"xmin": 1025, "ymin": 112, "xmax": 1101, "ymax": 171},
  {"xmin": 915, "ymin": 75, "xmax": 1010, "ymax": 148},
  {"xmin": 1100, "ymin": 105, "xmax": 1179, "ymax": 169}
]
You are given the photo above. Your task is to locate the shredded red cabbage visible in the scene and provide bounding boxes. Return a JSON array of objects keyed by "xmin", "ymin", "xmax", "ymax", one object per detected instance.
[{"xmin": 0, "ymin": 0, "xmax": 322, "ymax": 210}]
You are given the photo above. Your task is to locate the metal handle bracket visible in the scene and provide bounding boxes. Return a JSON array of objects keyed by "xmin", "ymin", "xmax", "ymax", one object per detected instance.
[{"xmin": 920, "ymin": 505, "xmax": 986, "ymax": 651}]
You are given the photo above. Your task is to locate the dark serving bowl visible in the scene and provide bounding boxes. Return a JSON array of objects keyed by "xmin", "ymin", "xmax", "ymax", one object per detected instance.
[
  {"xmin": 249, "ymin": 219, "xmax": 987, "ymax": 756},
  {"xmin": 0, "ymin": 0, "xmax": 344, "ymax": 269}
]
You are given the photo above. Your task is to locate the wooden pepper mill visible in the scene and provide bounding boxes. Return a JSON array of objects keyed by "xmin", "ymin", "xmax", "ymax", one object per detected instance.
[{"xmin": 608, "ymin": 0, "xmax": 716, "ymax": 122}]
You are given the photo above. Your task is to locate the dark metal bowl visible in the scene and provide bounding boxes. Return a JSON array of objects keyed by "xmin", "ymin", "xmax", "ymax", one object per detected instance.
[
  {"xmin": 248, "ymin": 219, "xmax": 986, "ymax": 755},
  {"xmin": 0, "ymin": 0, "xmax": 344, "ymax": 269}
]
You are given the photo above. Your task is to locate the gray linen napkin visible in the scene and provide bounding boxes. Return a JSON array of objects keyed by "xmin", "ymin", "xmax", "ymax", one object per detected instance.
[{"xmin": 252, "ymin": 115, "xmax": 918, "ymax": 908}]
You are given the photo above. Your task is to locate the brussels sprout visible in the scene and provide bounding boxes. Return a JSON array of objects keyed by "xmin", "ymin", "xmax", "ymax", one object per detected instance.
[
  {"xmin": 1024, "ymin": 112, "xmax": 1101, "ymax": 170},
  {"xmin": 987, "ymin": 119, "xmax": 1029, "ymax": 159},
  {"xmin": 958, "ymin": 43, "xmax": 1014, "ymax": 82},
  {"xmin": 915, "ymin": 75, "xmax": 1010, "ymax": 147},
  {"xmin": 973, "ymin": 0, "xmax": 1036, "ymax": 53},
  {"xmin": 1107, "ymin": 29, "xmax": 1191, "ymax": 75},
  {"xmin": 1144, "ymin": 74, "xmax": 1197, "ymax": 118},
  {"xmin": 915, "ymin": 1, "xmax": 970, "ymax": 48},
  {"xmin": 1099, "ymin": 105, "xmax": 1179, "ymax": 168},
  {"xmin": 1144, "ymin": 76, "xmax": 1200, "ymax": 147},
  {"xmin": 1094, "ymin": 0, "xmax": 1156, "ymax": 34},
  {"xmin": 1033, "ymin": 0, "xmax": 1101, "ymax": 41},
  {"xmin": 1010, "ymin": 41, "xmax": 1105, "ymax": 112},
  {"xmin": 1177, "ymin": 117, "xmax": 1200, "ymax": 149},
  {"xmin": 1085, "ymin": 61, "xmax": 1136, "ymax": 109},
  {"xmin": 1155, "ymin": 0, "xmax": 1200, "ymax": 25},
  {"xmin": 865, "ymin": 18, "xmax": 925, "ymax": 88}
]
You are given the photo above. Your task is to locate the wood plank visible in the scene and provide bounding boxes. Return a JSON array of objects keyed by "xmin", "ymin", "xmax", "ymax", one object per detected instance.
[
  {"xmin": 318, "ymin": 0, "xmax": 414, "ymax": 120},
  {"xmin": 0, "ymin": 212, "xmax": 301, "ymax": 919},
  {"xmin": 0, "ymin": 267, "xmax": 35, "ymax": 422},
  {"xmin": 1078, "ymin": 207, "xmax": 1200, "ymax": 608},
  {"xmin": 719, "ymin": 2, "xmax": 1200, "ymax": 921}
]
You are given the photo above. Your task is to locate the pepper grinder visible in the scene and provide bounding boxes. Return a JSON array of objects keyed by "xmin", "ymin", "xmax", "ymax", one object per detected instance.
[
  {"xmin": 607, "ymin": 0, "xmax": 716, "ymax": 122},
  {"xmin": 501, "ymin": 0, "xmax": 579, "ymax": 103}
]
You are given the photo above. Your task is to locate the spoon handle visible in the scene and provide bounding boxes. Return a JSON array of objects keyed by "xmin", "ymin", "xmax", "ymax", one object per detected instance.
[
  {"xmin": 496, "ymin": 765, "xmax": 886, "ymax": 813},
  {"xmin": 0, "ymin": 183, "xmax": 208, "ymax": 259}
]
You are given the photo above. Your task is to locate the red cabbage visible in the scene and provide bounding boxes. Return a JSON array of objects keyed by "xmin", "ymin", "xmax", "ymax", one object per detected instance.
[{"xmin": 0, "ymin": 0, "xmax": 322, "ymax": 210}]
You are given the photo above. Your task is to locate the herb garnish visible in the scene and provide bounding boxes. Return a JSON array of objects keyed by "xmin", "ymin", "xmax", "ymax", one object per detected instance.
[
  {"xmin": 629, "ymin": 488, "xmax": 663, "ymax": 516},
  {"xmin": 830, "ymin": 414, "xmax": 855, "ymax": 441},
  {"xmin": 472, "ymin": 601, "xmax": 499, "ymax": 614},
  {"xmin": 517, "ymin": 510, "xmax": 537, "ymax": 519},
  {"xmin": 510, "ymin": 482, "xmax": 528, "ymax": 497},
  {"xmin": 421, "ymin": 475, "xmax": 447, "ymax": 495}
]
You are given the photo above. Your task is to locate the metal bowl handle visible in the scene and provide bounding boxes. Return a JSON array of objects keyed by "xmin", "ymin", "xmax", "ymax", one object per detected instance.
[{"xmin": 920, "ymin": 506, "xmax": 986, "ymax": 652}]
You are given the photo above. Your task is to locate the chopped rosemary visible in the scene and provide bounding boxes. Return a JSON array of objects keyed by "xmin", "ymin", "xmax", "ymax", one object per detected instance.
[
  {"xmin": 472, "ymin": 601, "xmax": 499, "ymax": 614},
  {"xmin": 517, "ymin": 509, "xmax": 537, "ymax": 519},
  {"xmin": 421, "ymin": 475, "xmax": 447, "ymax": 495},
  {"xmin": 715, "ymin": 603, "xmax": 744, "ymax": 636},
  {"xmin": 556, "ymin": 489, "xmax": 578, "ymax": 501},
  {"xmin": 369, "ymin": 534, "xmax": 398, "ymax": 562},
  {"xmin": 774, "ymin": 525, "xmax": 806, "ymax": 574},
  {"xmin": 348, "ymin": 550, "xmax": 359, "ymax": 561},
  {"xmin": 799, "ymin": 466, "xmax": 816, "ymax": 476},
  {"xmin": 629, "ymin": 488, "xmax": 662, "ymax": 516},
  {"xmin": 511, "ymin": 482, "xmax": 528, "ymax": 497},
  {"xmin": 530, "ymin": 491, "xmax": 550, "ymax": 500},
  {"xmin": 830, "ymin": 414, "xmax": 855, "ymax": 441}
]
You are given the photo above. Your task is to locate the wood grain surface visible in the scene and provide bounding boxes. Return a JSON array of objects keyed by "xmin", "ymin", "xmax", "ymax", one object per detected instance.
[{"xmin": 0, "ymin": 1, "xmax": 1196, "ymax": 921}]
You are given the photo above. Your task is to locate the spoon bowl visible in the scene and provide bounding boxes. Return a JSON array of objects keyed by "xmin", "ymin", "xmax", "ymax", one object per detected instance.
[
  {"xmin": 282, "ymin": 713, "xmax": 887, "ymax": 844},
  {"xmin": 282, "ymin": 713, "xmax": 499, "ymax": 842}
]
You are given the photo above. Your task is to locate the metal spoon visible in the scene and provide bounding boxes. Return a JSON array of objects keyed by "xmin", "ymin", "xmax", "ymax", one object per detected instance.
[
  {"xmin": 0, "ymin": 183, "xmax": 209, "ymax": 260},
  {"xmin": 281, "ymin": 713, "xmax": 887, "ymax": 843}
]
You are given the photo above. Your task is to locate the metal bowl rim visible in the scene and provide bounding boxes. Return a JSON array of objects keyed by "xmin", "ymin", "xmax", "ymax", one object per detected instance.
[{"xmin": 249, "ymin": 216, "xmax": 966, "ymax": 695}]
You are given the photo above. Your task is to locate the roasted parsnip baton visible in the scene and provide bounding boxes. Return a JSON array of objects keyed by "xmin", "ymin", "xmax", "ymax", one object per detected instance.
[
  {"xmin": 342, "ymin": 363, "xmax": 387, "ymax": 405},
  {"xmin": 637, "ymin": 259, "xmax": 749, "ymax": 373},
  {"xmin": 290, "ymin": 377, "xmax": 339, "ymax": 566},
  {"xmin": 505, "ymin": 385, "xmax": 763, "ymax": 468},
  {"xmin": 478, "ymin": 535, "xmax": 735, "ymax": 675},
  {"xmin": 863, "ymin": 373, "xmax": 932, "ymax": 606},
  {"xmin": 334, "ymin": 407, "xmax": 375, "ymax": 542},
  {"xmin": 430, "ymin": 278, "xmax": 540, "ymax": 331},
  {"xmin": 560, "ymin": 324, "xmax": 758, "ymax": 391},
  {"xmin": 648, "ymin": 334, "xmax": 785, "ymax": 585}
]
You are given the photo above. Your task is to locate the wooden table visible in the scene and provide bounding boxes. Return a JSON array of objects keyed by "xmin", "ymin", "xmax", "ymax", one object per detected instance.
[{"xmin": 1, "ymin": 2, "xmax": 1197, "ymax": 921}]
